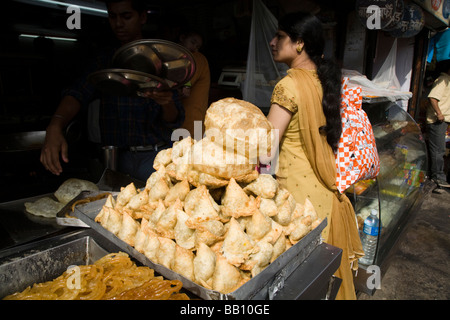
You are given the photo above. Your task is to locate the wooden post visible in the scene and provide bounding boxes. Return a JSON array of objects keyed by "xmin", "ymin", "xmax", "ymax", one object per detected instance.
[{"xmin": 408, "ymin": 28, "xmax": 430, "ymax": 121}]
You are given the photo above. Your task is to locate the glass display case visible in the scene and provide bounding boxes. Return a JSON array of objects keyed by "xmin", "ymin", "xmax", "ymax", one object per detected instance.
[{"xmin": 347, "ymin": 101, "xmax": 428, "ymax": 294}]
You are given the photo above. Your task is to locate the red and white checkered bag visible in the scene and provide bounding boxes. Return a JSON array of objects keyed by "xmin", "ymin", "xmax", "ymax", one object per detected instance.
[{"xmin": 335, "ymin": 77, "xmax": 380, "ymax": 193}]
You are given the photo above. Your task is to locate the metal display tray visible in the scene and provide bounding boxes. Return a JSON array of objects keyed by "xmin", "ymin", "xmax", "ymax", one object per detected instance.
[
  {"xmin": 68, "ymin": 197, "xmax": 326, "ymax": 300},
  {"xmin": 0, "ymin": 169, "xmax": 144, "ymax": 251},
  {"xmin": 0, "ymin": 229, "xmax": 123, "ymax": 299}
]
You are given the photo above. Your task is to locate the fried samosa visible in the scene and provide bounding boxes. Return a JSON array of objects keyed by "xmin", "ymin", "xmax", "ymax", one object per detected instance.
[
  {"xmin": 222, "ymin": 218, "xmax": 254, "ymax": 266},
  {"xmin": 153, "ymin": 148, "xmax": 172, "ymax": 170},
  {"xmin": 118, "ymin": 211, "xmax": 139, "ymax": 247},
  {"xmin": 258, "ymin": 198, "xmax": 278, "ymax": 217},
  {"xmin": 115, "ymin": 183, "xmax": 137, "ymax": 208},
  {"xmin": 240, "ymin": 241, "xmax": 274, "ymax": 277},
  {"xmin": 95, "ymin": 193, "xmax": 115, "ymax": 224},
  {"xmin": 156, "ymin": 237, "xmax": 176, "ymax": 269},
  {"xmin": 245, "ymin": 208, "xmax": 272, "ymax": 241},
  {"xmin": 142, "ymin": 228, "xmax": 161, "ymax": 264},
  {"xmin": 221, "ymin": 178, "xmax": 258, "ymax": 219},
  {"xmin": 155, "ymin": 199, "xmax": 182, "ymax": 239},
  {"xmin": 243, "ymin": 174, "xmax": 278, "ymax": 199},
  {"xmin": 184, "ymin": 185, "xmax": 220, "ymax": 228},
  {"xmin": 172, "ymin": 245, "xmax": 195, "ymax": 281},
  {"xmin": 103, "ymin": 206, "xmax": 122, "ymax": 235},
  {"xmin": 212, "ymin": 253, "xmax": 246, "ymax": 294},
  {"xmin": 164, "ymin": 179, "xmax": 190, "ymax": 206},
  {"xmin": 193, "ymin": 242, "xmax": 216, "ymax": 288},
  {"xmin": 174, "ymin": 209, "xmax": 196, "ymax": 250},
  {"xmin": 194, "ymin": 219, "xmax": 225, "ymax": 247}
]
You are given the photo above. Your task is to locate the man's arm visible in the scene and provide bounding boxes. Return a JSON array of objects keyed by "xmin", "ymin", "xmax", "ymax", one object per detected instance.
[
  {"xmin": 40, "ymin": 96, "xmax": 82, "ymax": 175},
  {"xmin": 429, "ymin": 97, "xmax": 445, "ymax": 122}
]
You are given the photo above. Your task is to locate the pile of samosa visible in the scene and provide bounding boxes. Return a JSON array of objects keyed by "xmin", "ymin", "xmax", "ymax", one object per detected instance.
[{"xmin": 95, "ymin": 98, "xmax": 322, "ymax": 294}]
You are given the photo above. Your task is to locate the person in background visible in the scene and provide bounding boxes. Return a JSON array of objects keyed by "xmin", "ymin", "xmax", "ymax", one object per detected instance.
[
  {"xmin": 427, "ymin": 59, "xmax": 450, "ymax": 188},
  {"xmin": 40, "ymin": 0, "xmax": 184, "ymax": 182},
  {"xmin": 178, "ymin": 30, "xmax": 211, "ymax": 139},
  {"xmin": 265, "ymin": 12, "xmax": 363, "ymax": 300}
]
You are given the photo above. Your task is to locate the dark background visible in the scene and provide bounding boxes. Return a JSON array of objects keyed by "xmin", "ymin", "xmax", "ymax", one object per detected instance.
[{"xmin": 0, "ymin": 0, "xmax": 355, "ymax": 201}]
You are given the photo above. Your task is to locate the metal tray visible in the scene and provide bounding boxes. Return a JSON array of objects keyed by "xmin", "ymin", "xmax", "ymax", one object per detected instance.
[
  {"xmin": 0, "ymin": 193, "xmax": 67, "ymax": 250},
  {"xmin": 69, "ymin": 197, "xmax": 326, "ymax": 300},
  {"xmin": 0, "ymin": 229, "xmax": 117, "ymax": 298},
  {"xmin": 112, "ymin": 39, "xmax": 196, "ymax": 88},
  {"xmin": 0, "ymin": 169, "xmax": 144, "ymax": 250},
  {"xmin": 87, "ymin": 68, "xmax": 171, "ymax": 97}
]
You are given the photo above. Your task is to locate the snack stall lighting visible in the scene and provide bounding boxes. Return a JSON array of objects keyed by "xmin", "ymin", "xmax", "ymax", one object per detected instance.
[
  {"xmin": 19, "ymin": 34, "xmax": 77, "ymax": 42},
  {"xmin": 14, "ymin": 0, "xmax": 108, "ymax": 16}
]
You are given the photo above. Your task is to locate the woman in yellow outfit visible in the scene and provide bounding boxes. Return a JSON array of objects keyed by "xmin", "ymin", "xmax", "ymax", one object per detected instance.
[{"xmin": 266, "ymin": 12, "xmax": 364, "ymax": 300}]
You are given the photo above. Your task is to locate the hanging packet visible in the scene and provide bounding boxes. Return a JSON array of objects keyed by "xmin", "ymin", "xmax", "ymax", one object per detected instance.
[{"xmin": 335, "ymin": 77, "xmax": 380, "ymax": 193}]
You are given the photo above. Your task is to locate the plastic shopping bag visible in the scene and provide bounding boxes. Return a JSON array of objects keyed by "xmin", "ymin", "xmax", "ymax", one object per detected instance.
[{"xmin": 335, "ymin": 77, "xmax": 380, "ymax": 193}]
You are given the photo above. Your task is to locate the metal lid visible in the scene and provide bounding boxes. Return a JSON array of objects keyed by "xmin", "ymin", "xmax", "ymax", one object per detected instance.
[
  {"xmin": 112, "ymin": 39, "xmax": 196, "ymax": 88},
  {"xmin": 87, "ymin": 68, "xmax": 170, "ymax": 97}
]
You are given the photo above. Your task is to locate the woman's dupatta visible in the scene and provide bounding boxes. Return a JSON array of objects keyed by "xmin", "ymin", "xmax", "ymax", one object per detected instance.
[{"xmin": 287, "ymin": 69, "xmax": 364, "ymax": 300}]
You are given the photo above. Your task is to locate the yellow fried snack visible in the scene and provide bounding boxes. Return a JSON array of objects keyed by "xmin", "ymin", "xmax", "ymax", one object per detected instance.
[{"xmin": 3, "ymin": 252, "xmax": 188, "ymax": 300}]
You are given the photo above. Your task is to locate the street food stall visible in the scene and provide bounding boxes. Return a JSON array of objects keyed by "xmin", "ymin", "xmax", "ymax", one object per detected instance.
[
  {"xmin": 0, "ymin": 98, "xmax": 343, "ymax": 300},
  {"xmin": 0, "ymin": 0, "xmax": 446, "ymax": 301}
]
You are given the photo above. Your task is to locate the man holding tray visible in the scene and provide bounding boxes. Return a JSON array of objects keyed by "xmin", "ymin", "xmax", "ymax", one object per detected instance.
[{"xmin": 40, "ymin": 0, "xmax": 184, "ymax": 182}]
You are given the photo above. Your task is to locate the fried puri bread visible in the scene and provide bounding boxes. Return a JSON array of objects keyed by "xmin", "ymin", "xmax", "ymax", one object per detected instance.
[
  {"xmin": 54, "ymin": 178, "xmax": 99, "ymax": 204},
  {"xmin": 204, "ymin": 98, "xmax": 274, "ymax": 161},
  {"xmin": 24, "ymin": 197, "xmax": 65, "ymax": 218}
]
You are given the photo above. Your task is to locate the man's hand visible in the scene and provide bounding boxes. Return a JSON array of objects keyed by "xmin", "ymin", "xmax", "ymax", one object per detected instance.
[
  {"xmin": 429, "ymin": 97, "xmax": 445, "ymax": 123},
  {"xmin": 40, "ymin": 126, "xmax": 69, "ymax": 175},
  {"xmin": 40, "ymin": 96, "xmax": 81, "ymax": 174},
  {"xmin": 143, "ymin": 90, "xmax": 179, "ymax": 122},
  {"xmin": 142, "ymin": 90, "xmax": 174, "ymax": 105}
]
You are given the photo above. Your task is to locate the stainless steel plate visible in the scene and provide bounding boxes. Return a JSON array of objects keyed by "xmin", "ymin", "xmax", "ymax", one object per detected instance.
[
  {"xmin": 113, "ymin": 39, "xmax": 196, "ymax": 87},
  {"xmin": 88, "ymin": 68, "xmax": 170, "ymax": 97},
  {"xmin": 0, "ymin": 230, "xmax": 119, "ymax": 298}
]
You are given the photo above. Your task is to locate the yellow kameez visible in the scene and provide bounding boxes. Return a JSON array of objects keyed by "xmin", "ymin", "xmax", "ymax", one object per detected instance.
[{"xmin": 271, "ymin": 68, "xmax": 364, "ymax": 300}]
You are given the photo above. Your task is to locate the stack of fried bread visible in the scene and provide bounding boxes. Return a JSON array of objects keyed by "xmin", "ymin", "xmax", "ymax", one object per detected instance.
[
  {"xmin": 95, "ymin": 98, "xmax": 322, "ymax": 294},
  {"xmin": 24, "ymin": 178, "xmax": 99, "ymax": 218}
]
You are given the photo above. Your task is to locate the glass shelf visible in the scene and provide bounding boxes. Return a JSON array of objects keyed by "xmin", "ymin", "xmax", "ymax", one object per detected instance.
[{"xmin": 349, "ymin": 102, "xmax": 428, "ymax": 295}]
